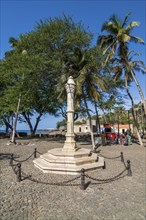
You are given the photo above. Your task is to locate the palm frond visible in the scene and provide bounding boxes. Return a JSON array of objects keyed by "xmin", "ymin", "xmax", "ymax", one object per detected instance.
[
  {"xmin": 97, "ymin": 35, "xmax": 114, "ymax": 48},
  {"xmin": 129, "ymin": 35, "xmax": 145, "ymax": 44},
  {"xmin": 109, "ymin": 14, "xmax": 121, "ymax": 28},
  {"xmin": 101, "ymin": 21, "xmax": 119, "ymax": 35},
  {"xmin": 122, "ymin": 12, "xmax": 131, "ymax": 28},
  {"xmin": 126, "ymin": 21, "xmax": 140, "ymax": 32}
]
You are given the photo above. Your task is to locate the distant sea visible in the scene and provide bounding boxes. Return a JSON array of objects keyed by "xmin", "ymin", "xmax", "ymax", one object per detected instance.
[
  {"xmin": 0, "ymin": 129, "xmax": 57, "ymax": 135},
  {"xmin": 0, "ymin": 129, "xmax": 30, "ymax": 134}
]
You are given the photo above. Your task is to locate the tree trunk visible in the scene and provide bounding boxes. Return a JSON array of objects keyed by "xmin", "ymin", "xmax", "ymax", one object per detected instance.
[
  {"xmin": 125, "ymin": 80, "xmax": 144, "ymax": 146},
  {"xmin": 83, "ymin": 93, "xmax": 96, "ymax": 150},
  {"xmin": 22, "ymin": 112, "xmax": 42, "ymax": 136},
  {"xmin": 101, "ymin": 109, "xmax": 107, "ymax": 124},
  {"xmin": 128, "ymin": 110, "xmax": 131, "ymax": 130},
  {"xmin": 140, "ymin": 103, "xmax": 145, "ymax": 137},
  {"xmin": 130, "ymin": 69, "xmax": 146, "ymax": 116},
  {"xmin": 123, "ymin": 57, "xmax": 146, "ymax": 116},
  {"xmin": 3, "ymin": 117, "xmax": 13, "ymax": 131},
  {"xmin": 11, "ymin": 94, "xmax": 21, "ymax": 144},
  {"xmin": 33, "ymin": 113, "xmax": 43, "ymax": 135},
  {"xmin": 94, "ymin": 101, "xmax": 101, "ymax": 133},
  {"xmin": 5, "ymin": 125, "xmax": 9, "ymax": 133},
  {"xmin": 117, "ymin": 114, "xmax": 120, "ymax": 136},
  {"xmin": 3, "ymin": 116, "xmax": 20, "ymax": 138},
  {"xmin": 22, "ymin": 112, "xmax": 34, "ymax": 135}
]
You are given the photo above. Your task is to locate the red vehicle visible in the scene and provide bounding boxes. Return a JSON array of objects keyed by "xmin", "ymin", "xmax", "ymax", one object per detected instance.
[{"xmin": 103, "ymin": 124, "xmax": 116, "ymax": 141}]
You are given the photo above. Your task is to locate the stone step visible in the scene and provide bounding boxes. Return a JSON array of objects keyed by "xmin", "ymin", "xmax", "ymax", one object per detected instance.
[
  {"xmin": 40, "ymin": 153, "xmax": 97, "ymax": 165},
  {"xmin": 47, "ymin": 148, "xmax": 90, "ymax": 158},
  {"xmin": 33, "ymin": 156, "xmax": 104, "ymax": 175}
]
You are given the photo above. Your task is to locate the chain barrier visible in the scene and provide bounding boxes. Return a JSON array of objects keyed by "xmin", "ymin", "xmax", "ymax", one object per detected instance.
[
  {"xmin": 98, "ymin": 153, "xmax": 121, "ymax": 160},
  {"xmin": 21, "ymin": 171, "xmax": 81, "ymax": 186},
  {"xmin": 12, "ymin": 152, "xmax": 35, "ymax": 163},
  {"xmin": 85, "ymin": 168, "xmax": 127, "ymax": 182},
  {"xmin": 11, "ymin": 163, "xmax": 18, "ymax": 175},
  {"xmin": 9, "ymin": 150, "xmax": 132, "ymax": 189},
  {"xmin": 123, "ymin": 161, "xmax": 127, "ymax": 169},
  {"xmin": 11, "ymin": 149, "xmax": 125, "ymax": 163},
  {"xmin": 11, "ymin": 148, "xmax": 41, "ymax": 163},
  {"xmin": 9, "ymin": 154, "xmax": 22, "ymax": 181},
  {"xmin": 36, "ymin": 150, "xmax": 42, "ymax": 155}
]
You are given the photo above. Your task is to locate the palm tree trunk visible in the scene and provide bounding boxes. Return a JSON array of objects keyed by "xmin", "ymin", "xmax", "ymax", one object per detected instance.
[
  {"xmin": 130, "ymin": 69, "xmax": 146, "ymax": 115},
  {"xmin": 123, "ymin": 58, "xmax": 146, "ymax": 116},
  {"xmin": 101, "ymin": 109, "xmax": 107, "ymax": 123},
  {"xmin": 125, "ymin": 80, "xmax": 144, "ymax": 146},
  {"xmin": 128, "ymin": 110, "xmax": 131, "ymax": 130},
  {"xmin": 117, "ymin": 114, "xmax": 120, "ymax": 136},
  {"xmin": 83, "ymin": 93, "xmax": 96, "ymax": 150},
  {"xmin": 94, "ymin": 101, "xmax": 101, "ymax": 133}
]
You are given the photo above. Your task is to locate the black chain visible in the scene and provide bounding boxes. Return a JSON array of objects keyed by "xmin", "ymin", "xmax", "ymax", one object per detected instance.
[
  {"xmin": 85, "ymin": 168, "xmax": 127, "ymax": 182},
  {"xmin": 98, "ymin": 153, "xmax": 121, "ymax": 159},
  {"xmin": 123, "ymin": 161, "xmax": 127, "ymax": 169},
  {"xmin": 22, "ymin": 172, "xmax": 81, "ymax": 186},
  {"xmin": 12, "ymin": 152, "xmax": 34, "ymax": 163},
  {"xmin": 10, "ymin": 160, "xmax": 19, "ymax": 175},
  {"xmin": 10, "ymin": 159, "xmax": 81, "ymax": 186},
  {"xmin": 36, "ymin": 150, "xmax": 42, "ymax": 155},
  {"xmin": 12, "ymin": 164, "xmax": 18, "ymax": 175}
]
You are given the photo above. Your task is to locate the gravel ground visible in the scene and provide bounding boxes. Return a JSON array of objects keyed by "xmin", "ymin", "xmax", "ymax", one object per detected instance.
[{"xmin": 0, "ymin": 138, "xmax": 145, "ymax": 220}]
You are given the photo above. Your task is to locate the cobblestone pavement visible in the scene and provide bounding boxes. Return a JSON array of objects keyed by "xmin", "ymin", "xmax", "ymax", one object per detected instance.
[{"xmin": 0, "ymin": 138, "xmax": 145, "ymax": 220}]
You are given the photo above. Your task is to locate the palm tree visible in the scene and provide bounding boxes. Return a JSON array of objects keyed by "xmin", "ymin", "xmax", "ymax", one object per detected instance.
[
  {"xmin": 78, "ymin": 71, "xmax": 106, "ymax": 150},
  {"xmin": 57, "ymin": 47, "xmax": 108, "ymax": 150},
  {"xmin": 97, "ymin": 13, "xmax": 146, "ymax": 115},
  {"xmin": 75, "ymin": 48, "xmax": 109, "ymax": 150},
  {"xmin": 113, "ymin": 51, "xmax": 146, "ymax": 112},
  {"xmin": 97, "ymin": 13, "xmax": 144, "ymax": 62},
  {"xmin": 112, "ymin": 52, "xmax": 144, "ymax": 146}
]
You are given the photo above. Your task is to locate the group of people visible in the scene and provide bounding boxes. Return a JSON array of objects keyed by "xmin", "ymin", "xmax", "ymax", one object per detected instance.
[{"xmin": 114, "ymin": 129, "xmax": 132, "ymax": 145}]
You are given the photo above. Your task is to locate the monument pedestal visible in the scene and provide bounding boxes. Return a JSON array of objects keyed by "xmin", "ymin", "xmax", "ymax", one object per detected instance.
[{"xmin": 33, "ymin": 148, "xmax": 104, "ymax": 175}]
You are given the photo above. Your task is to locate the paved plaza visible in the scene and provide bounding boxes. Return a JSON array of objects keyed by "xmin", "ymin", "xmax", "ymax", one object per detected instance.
[{"xmin": 0, "ymin": 138, "xmax": 145, "ymax": 220}]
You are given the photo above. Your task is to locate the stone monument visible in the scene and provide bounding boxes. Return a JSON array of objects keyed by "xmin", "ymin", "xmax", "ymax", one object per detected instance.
[{"xmin": 33, "ymin": 76, "xmax": 104, "ymax": 175}]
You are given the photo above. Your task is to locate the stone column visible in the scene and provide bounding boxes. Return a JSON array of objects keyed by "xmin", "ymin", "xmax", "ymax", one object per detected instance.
[{"xmin": 62, "ymin": 76, "xmax": 78, "ymax": 152}]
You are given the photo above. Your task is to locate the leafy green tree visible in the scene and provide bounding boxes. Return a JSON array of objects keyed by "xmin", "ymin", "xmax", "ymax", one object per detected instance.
[{"xmin": 0, "ymin": 15, "xmax": 93, "ymax": 136}]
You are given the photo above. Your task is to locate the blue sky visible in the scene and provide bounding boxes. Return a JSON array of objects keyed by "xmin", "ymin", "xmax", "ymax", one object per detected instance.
[{"xmin": 0, "ymin": 0, "xmax": 146, "ymax": 130}]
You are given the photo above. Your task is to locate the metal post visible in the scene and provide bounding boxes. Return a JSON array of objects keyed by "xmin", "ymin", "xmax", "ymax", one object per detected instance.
[
  {"xmin": 17, "ymin": 163, "xmax": 22, "ymax": 182},
  {"xmin": 80, "ymin": 168, "xmax": 86, "ymax": 190},
  {"xmin": 102, "ymin": 161, "xmax": 106, "ymax": 169},
  {"xmin": 127, "ymin": 160, "xmax": 132, "ymax": 176},
  {"xmin": 10, "ymin": 153, "xmax": 14, "ymax": 166},
  {"xmin": 34, "ymin": 148, "xmax": 37, "ymax": 158},
  {"xmin": 121, "ymin": 152, "xmax": 124, "ymax": 163}
]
